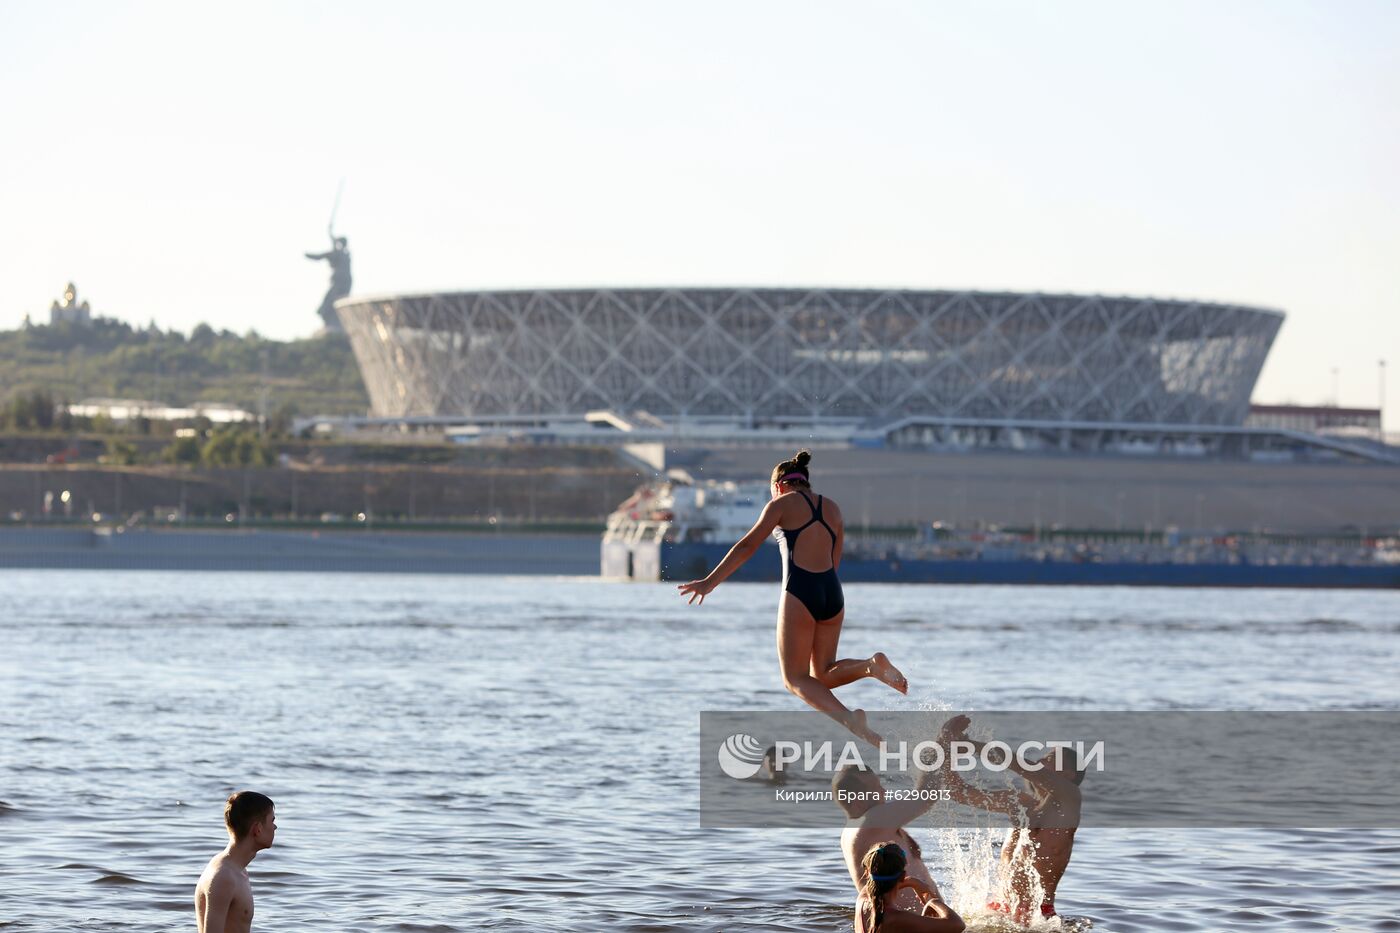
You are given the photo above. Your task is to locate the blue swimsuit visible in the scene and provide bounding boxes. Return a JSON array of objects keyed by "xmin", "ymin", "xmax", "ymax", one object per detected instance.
[{"xmin": 776, "ymin": 491, "xmax": 844, "ymax": 623}]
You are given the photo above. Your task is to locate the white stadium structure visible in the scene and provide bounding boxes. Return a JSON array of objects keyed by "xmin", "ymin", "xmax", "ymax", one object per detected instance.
[{"xmin": 330, "ymin": 287, "xmax": 1388, "ymax": 462}]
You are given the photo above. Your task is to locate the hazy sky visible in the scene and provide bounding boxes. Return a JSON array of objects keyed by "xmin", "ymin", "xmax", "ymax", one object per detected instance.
[{"xmin": 3, "ymin": 1, "xmax": 1396, "ymax": 419}]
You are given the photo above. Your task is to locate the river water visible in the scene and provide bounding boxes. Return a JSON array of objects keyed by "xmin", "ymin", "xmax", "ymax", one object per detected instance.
[{"xmin": 2, "ymin": 571, "xmax": 1398, "ymax": 931}]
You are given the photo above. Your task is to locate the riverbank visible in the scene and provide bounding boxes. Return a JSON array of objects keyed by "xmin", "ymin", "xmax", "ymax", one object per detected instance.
[
  {"xmin": 0, "ymin": 451, "xmax": 643, "ymax": 526},
  {"xmin": 0, "ymin": 526, "xmax": 599, "ymax": 575}
]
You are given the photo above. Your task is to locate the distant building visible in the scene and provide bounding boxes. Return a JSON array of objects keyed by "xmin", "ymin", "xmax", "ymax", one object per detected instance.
[
  {"xmin": 49, "ymin": 282, "xmax": 92, "ymax": 326},
  {"xmin": 323, "ymin": 288, "xmax": 1399, "ymax": 463},
  {"xmin": 1247, "ymin": 404, "xmax": 1381, "ymax": 435},
  {"xmin": 65, "ymin": 398, "xmax": 256, "ymax": 424},
  {"xmin": 339, "ymin": 288, "xmax": 1283, "ymax": 425}
]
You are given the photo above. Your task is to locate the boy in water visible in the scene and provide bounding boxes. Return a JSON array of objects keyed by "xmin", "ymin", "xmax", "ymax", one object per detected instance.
[
  {"xmin": 195, "ymin": 791, "xmax": 276, "ymax": 933},
  {"xmin": 938, "ymin": 715, "xmax": 1083, "ymax": 922}
]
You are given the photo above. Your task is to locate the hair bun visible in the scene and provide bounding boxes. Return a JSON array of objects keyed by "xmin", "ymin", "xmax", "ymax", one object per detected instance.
[{"xmin": 794, "ymin": 449, "xmax": 812, "ymax": 468}]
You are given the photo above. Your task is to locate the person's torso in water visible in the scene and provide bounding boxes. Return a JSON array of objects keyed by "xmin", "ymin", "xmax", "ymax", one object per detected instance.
[{"xmin": 843, "ymin": 826, "xmax": 936, "ymax": 927}]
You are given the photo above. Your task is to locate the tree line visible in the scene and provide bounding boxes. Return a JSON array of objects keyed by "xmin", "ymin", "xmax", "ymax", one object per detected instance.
[
  {"xmin": 104, "ymin": 428, "xmax": 278, "ymax": 468},
  {"xmin": 0, "ymin": 316, "xmax": 368, "ymax": 419}
]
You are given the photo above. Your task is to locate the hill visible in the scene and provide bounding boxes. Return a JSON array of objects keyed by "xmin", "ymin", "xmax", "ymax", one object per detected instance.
[{"xmin": 0, "ymin": 318, "xmax": 368, "ymax": 418}]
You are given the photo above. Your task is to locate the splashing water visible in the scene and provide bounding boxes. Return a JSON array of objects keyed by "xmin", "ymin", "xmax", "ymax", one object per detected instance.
[
  {"xmin": 928, "ymin": 826, "xmax": 1086, "ymax": 931},
  {"xmin": 904, "ymin": 696, "xmax": 1083, "ymax": 930}
]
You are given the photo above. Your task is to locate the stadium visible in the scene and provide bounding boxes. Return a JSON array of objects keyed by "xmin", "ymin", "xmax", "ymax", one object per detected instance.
[
  {"xmin": 318, "ymin": 286, "xmax": 1400, "ymax": 532},
  {"xmin": 332, "ymin": 287, "xmax": 1351, "ymax": 454},
  {"xmin": 337, "ymin": 288, "xmax": 1281, "ymax": 423}
]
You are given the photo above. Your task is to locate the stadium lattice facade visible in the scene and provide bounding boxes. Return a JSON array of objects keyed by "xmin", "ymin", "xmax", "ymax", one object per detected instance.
[{"xmin": 337, "ymin": 288, "xmax": 1282, "ymax": 429}]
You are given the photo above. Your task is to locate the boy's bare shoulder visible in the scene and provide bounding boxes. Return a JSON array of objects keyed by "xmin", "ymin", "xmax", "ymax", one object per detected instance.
[{"xmin": 197, "ymin": 853, "xmax": 239, "ymax": 889}]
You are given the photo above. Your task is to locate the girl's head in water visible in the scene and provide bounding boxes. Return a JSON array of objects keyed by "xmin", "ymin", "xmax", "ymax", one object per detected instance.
[
  {"xmin": 770, "ymin": 449, "xmax": 812, "ymax": 498},
  {"xmin": 860, "ymin": 842, "xmax": 907, "ymax": 932}
]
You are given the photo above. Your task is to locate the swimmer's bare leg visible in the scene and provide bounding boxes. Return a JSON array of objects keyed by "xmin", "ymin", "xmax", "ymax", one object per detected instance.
[
  {"xmin": 815, "ymin": 655, "xmax": 908, "ymax": 695},
  {"xmin": 779, "ymin": 596, "xmax": 883, "ymax": 746},
  {"xmin": 810, "ymin": 612, "xmax": 909, "ymax": 695}
]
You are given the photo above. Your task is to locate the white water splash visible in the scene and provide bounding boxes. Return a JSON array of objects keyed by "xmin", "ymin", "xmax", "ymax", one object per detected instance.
[{"xmin": 901, "ymin": 696, "xmax": 1086, "ymax": 930}]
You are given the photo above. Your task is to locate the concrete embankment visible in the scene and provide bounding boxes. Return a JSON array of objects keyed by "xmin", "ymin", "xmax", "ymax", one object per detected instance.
[
  {"xmin": 0, "ymin": 445, "xmax": 646, "ymax": 524},
  {"xmin": 681, "ymin": 447, "xmax": 1400, "ymax": 533},
  {"xmin": 0, "ymin": 527, "xmax": 601, "ymax": 575}
]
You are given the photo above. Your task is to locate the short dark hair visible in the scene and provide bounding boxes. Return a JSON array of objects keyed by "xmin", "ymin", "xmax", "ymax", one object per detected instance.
[{"xmin": 224, "ymin": 791, "xmax": 274, "ymax": 839}]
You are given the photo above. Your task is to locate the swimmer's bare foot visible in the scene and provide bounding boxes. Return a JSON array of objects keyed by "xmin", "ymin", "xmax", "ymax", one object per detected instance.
[
  {"xmin": 849, "ymin": 709, "xmax": 882, "ymax": 747},
  {"xmin": 870, "ymin": 652, "xmax": 908, "ymax": 695}
]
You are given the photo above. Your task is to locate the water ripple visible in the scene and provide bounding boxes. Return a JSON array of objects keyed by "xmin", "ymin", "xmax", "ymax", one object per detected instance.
[{"xmin": 1, "ymin": 572, "xmax": 1398, "ymax": 930}]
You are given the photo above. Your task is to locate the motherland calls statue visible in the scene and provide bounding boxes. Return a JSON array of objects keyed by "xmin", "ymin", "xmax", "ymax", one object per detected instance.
[{"xmin": 305, "ymin": 235, "xmax": 352, "ymax": 333}]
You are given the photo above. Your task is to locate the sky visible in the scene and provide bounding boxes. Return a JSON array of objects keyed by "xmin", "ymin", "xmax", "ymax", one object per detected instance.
[{"xmin": 2, "ymin": 1, "xmax": 1397, "ymax": 421}]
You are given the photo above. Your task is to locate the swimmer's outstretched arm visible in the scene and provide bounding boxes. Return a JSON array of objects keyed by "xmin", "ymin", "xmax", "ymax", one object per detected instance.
[
  {"xmin": 940, "ymin": 769, "xmax": 1032, "ymax": 818},
  {"xmin": 945, "ymin": 716, "xmax": 1079, "ymax": 797},
  {"xmin": 677, "ymin": 499, "xmax": 783, "ymax": 604},
  {"xmin": 929, "ymin": 718, "xmax": 1038, "ymax": 816},
  {"xmin": 859, "ymin": 762, "xmax": 956, "ymax": 829}
]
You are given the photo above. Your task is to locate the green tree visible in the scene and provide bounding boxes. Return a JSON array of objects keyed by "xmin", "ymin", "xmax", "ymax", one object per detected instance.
[
  {"xmin": 201, "ymin": 428, "xmax": 240, "ymax": 466},
  {"xmin": 233, "ymin": 432, "xmax": 271, "ymax": 467},
  {"xmin": 105, "ymin": 438, "xmax": 142, "ymax": 465},
  {"xmin": 162, "ymin": 435, "xmax": 202, "ymax": 465},
  {"xmin": 4, "ymin": 390, "xmax": 57, "ymax": 430},
  {"xmin": 201, "ymin": 427, "xmax": 274, "ymax": 467},
  {"xmin": 35, "ymin": 390, "xmax": 55, "ymax": 429},
  {"xmin": 268, "ymin": 401, "xmax": 298, "ymax": 438}
]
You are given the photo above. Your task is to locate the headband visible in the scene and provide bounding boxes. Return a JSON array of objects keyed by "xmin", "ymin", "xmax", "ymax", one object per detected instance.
[{"xmin": 779, "ymin": 472, "xmax": 807, "ymax": 482}]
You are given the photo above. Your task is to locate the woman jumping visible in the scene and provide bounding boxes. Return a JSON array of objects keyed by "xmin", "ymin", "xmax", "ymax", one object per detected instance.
[{"xmin": 678, "ymin": 450, "xmax": 907, "ymax": 745}]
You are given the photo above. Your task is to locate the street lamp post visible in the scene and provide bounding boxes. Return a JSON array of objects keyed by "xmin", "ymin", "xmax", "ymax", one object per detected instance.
[{"xmin": 1380, "ymin": 359, "xmax": 1388, "ymax": 442}]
